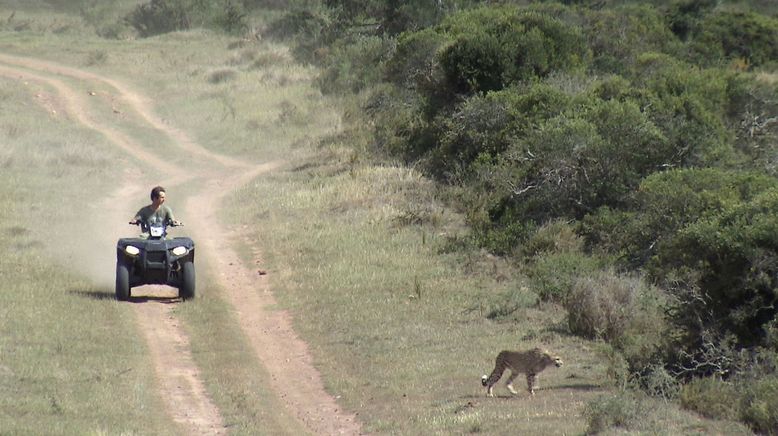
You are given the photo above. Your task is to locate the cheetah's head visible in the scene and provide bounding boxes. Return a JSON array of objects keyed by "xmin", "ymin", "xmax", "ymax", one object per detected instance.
[{"xmin": 544, "ymin": 352, "xmax": 563, "ymax": 368}]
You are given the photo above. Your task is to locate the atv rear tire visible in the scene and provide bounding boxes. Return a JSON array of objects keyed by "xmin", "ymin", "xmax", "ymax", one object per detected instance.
[
  {"xmin": 116, "ymin": 262, "xmax": 130, "ymax": 301},
  {"xmin": 179, "ymin": 261, "xmax": 195, "ymax": 300}
]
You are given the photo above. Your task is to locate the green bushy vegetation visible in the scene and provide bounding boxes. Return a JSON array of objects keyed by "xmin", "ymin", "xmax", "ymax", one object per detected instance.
[
  {"xmin": 126, "ymin": 0, "xmax": 248, "ymax": 37},
  {"xmin": 264, "ymin": 0, "xmax": 778, "ymax": 432}
]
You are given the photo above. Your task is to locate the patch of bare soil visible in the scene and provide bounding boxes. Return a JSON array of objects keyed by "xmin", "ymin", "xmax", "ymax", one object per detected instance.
[{"xmin": 0, "ymin": 53, "xmax": 361, "ymax": 435}]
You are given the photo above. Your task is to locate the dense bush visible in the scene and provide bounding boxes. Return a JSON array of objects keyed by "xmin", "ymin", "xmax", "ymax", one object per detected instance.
[
  {"xmin": 384, "ymin": 28, "xmax": 447, "ymax": 91},
  {"xmin": 651, "ymin": 188, "xmax": 778, "ymax": 347},
  {"xmin": 439, "ymin": 32, "xmax": 507, "ymax": 95},
  {"xmin": 584, "ymin": 391, "xmax": 646, "ymax": 434},
  {"xmin": 580, "ymin": 168, "xmax": 778, "ymax": 268},
  {"xmin": 740, "ymin": 375, "xmax": 778, "ymax": 435},
  {"xmin": 520, "ymin": 218, "xmax": 582, "ymax": 258},
  {"xmin": 525, "ymin": 252, "xmax": 603, "ymax": 302},
  {"xmin": 381, "ymin": 0, "xmax": 454, "ymax": 35},
  {"xmin": 680, "ymin": 376, "xmax": 741, "ymax": 421},
  {"xmin": 584, "ymin": 5, "xmax": 681, "ymax": 74},
  {"xmin": 689, "ymin": 11, "xmax": 778, "ymax": 68},
  {"xmin": 126, "ymin": 0, "xmax": 248, "ymax": 37},
  {"xmin": 566, "ymin": 270, "xmax": 668, "ymax": 370},
  {"xmin": 126, "ymin": 0, "xmax": 191, "ymax": 37},
  {"xmin": 317, "ymin": 35, "xmax": 393, "ymax": 94},
  {"xmin": 629, "ymin": 53, "xmax": 738, "ymax": 168},
  {"xmin": 681, "ymin": 373, "xmax": 778, "ymax": 435},
  {"xmin": 436, "ymin": 7, "xmax": 589, "ymax": 94},
  {"xmin": 478, "ymin": 95, "xmax": 667, "ymax": 245}
]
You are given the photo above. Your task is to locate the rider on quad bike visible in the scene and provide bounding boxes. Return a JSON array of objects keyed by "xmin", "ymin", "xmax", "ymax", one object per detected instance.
[
  {"xmin": 116, "ymin": 186, "xmax": 195, "ymax": 301},
  {"xmin": 130, "ymin": 186, "xmax": 182, "ymax": 236}
]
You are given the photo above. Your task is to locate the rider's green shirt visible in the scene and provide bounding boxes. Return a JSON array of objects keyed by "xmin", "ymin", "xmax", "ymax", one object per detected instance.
[{"xmin": 133, "ymin": 205, "xmax": 175, "ymax": 226}]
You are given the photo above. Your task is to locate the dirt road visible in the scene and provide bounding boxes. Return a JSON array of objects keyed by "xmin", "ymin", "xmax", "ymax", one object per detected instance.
[{"xmin": 0, "ymin": 53, "xmax": 361, "ymax": 435}]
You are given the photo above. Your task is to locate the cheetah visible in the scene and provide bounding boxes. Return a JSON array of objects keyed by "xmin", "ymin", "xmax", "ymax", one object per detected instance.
[{"xmin": 481, "ymin": 347, "xmax": 563, "ymax": 397}]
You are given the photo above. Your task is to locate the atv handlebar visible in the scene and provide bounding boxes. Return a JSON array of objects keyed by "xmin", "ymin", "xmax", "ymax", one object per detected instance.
[{"xmin": 128, "ymin": 220, "xmax": 183, "ymax": 226}]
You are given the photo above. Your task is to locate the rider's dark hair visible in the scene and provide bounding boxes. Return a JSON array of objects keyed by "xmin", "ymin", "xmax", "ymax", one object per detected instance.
[{"xmin": 150, "ymin": 186, "xmax": 166, "ymax": 201}]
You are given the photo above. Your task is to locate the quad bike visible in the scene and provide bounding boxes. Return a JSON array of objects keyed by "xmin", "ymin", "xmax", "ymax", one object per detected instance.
[{"xmin": 115, "ymin": 220, "xmax": 195, "ymax": 301}]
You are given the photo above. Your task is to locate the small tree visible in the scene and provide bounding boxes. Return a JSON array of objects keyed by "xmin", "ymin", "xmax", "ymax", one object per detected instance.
[{"xmin": 126, "ymin": 0, "xmax": 191, "ymax": 37}]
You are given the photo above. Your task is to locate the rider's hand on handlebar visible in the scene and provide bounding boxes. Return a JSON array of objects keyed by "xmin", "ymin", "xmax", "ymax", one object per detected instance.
[
  {"xmin": 129, "ymin": 220, "xmax": 139, "ymax": 225},
  {"xmin": 171, "ymin": 220, "xmax": 183, "ymax": 227}
]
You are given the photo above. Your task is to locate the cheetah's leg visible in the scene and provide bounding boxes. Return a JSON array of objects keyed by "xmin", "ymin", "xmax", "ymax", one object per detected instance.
[
  {"xmin": 505, "ymin": 371, "xmax": 520, "ymax": 395},
  {"xmin": 526, "ymin": 373, "xmax": 537, "ymax": 395}
]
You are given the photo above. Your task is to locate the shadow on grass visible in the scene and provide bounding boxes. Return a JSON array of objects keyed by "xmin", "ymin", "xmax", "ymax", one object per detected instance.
[
  {"xmin": 70, "ymin": 289, "xmax": 181, "ymax": 304},
  {"xmin": 70, "ymin": 289, "xmax": 115, "ymax": 300},
  {"xmin": 127, "ymin": 295, "xmax": 182, "ymax": 304},
  {"xmin": 462, "ymin": 383, "xmax": 605, "ymax": 400}
]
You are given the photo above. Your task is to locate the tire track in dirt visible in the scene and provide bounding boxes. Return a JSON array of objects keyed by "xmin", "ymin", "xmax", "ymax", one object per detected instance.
[
  {"xmin": 0, "ymin": 53, "xmax": 244, "ymax": 170},
  {"xmin": 1, "ymin": 54, "xmax": 362, "ymax": 435},
  {"xmin": 0, "ymin": 64, "xmax": 181, "ymax": 176}
]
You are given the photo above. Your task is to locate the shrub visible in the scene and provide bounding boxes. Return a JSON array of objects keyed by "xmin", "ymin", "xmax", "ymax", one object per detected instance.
[
  {"xmin": 580, "ymin": 168, "xmax": 778, "ymax": 269},
  {"xmin": 212, "ymin": 0, "xmax": 247, "ymax": 35},
  {"xmin": 126, "ymin": 0, "xmax": 248, "ymax": 37},
  {"xmin": 726, "ymin": 75, "xmax": 778, "ymax": 175},
  {"xmin": 680, "ymin": 376, "xmax": 741, "ymax": 421},
  {"xmin": 666, "ymin": 0, "xmax": 717, "ymax": 41},
  {"xmin": 690, "ymin": 11, "xmax": 778, "ymax": 68},
  {"xmin": 521, "ymin": 218, "xmax": 582, "ymax": 258},
  {"xmin": 563, "ymin": 268, "xmax": 671, "ymax": 371},
  {"xmin": 263, "ymin": 9, "xmax": 332, "ymax": 62},
  {"xmin": 424, "ymin": 83, "xmax": 573, "ymax": 178},
  {"xmin": 432, "ymin": 92, "xmax": 515, "ymax": 173},
  {"xmin": 381, "ymin": 0, "xmax": 449, "ymax": 35},
  {"xmin": 126, "ymin": 0, "xmax": 191, "ymax": 37},
  {"xmin": 264, "ymin": 9, "xmax": 329, "ymax": 41},
  {"xmin": 740, "ymin": 375, "xmax": 778, "ymax": 435},
  {"xmin": 385, "ymin": 28, "xmax": 448, "ymax": 91},
  {"xmin": 584, "ymin": 5, "xmax": 681, "ymax": 74},
  {"xmin": 472, "ymin": 218, "xmax": 537, "ymax": 257},
  {"xmin": 525, "ymin": 252, "xmax": 602, "ymax": 302},
  {"xmin": 651, "ymin": 188, "xmax": 778, "ymax": 348},
  {"xmin": 317, "ymin": 35, "xmax": 394, "ymax": 94},
  {"xmin": 566, "ymin": 270, "xmax": 639, "ymax": 341},
  {"xmin": 630, "ymin": 53, "xmax": 737, "ymax": 168},
  {"xmin": 491, "ymin": 98, "xmax": 666, "ymax": 224},
  {"xmin": 584, "ymin": 391, "xmax": 645, "ymax": 435},
  {"xmin": 438, "ymin": 32, "xmax": 507, "ymax": 95},
  {"xmin": 650, "ymin": 189, "xmax": 778, "ymax": 346},
  {"xmin": 434, "ymin": 6, "xmax": 588, "ymax": 99}
]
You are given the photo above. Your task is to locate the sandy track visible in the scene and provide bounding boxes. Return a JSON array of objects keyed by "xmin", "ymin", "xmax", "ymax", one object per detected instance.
[{"xmin": 0, "ymin": 54, "xmax": 361, "ymax": 435}]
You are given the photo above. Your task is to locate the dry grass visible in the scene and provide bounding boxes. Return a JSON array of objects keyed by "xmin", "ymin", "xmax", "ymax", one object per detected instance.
[{"xmin": 0, "ymin": 76, "xmax": 175, "ymax": 434}]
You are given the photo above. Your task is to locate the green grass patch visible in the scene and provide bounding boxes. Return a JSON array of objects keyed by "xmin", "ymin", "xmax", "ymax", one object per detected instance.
[
  {"xmin": 174, "ymin": 291, "xmax": 308, "ymax": 435},
  {"xmin": 224, "ymin": 146, "xmax": 610, "ymax": 434},
  {"xmin": 0, "ymin": 76, "xmax": 175, "ymax": 434}
]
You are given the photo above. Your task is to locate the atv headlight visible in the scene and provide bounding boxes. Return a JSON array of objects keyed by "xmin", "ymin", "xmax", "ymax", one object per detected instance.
[
  {"xmin": 125, "ymin": 245, "xmax": 140, "ymax": 256},
  {"xmin": 171, "ymin": 246, "xmax": 188, "ymax": 256}
]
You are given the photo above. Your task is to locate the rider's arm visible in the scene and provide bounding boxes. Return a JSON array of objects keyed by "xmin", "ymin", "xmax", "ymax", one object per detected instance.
[
  {"xmin": 165, "ymin": 206, "xmax": 181, "ymax": 226},
  {"xmin": 130, "ymin": 207, "xmax": 146, "ymax": 225}
]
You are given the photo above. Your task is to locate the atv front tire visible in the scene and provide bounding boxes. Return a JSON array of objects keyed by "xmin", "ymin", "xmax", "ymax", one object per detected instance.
[
  {"xmin": 179, "ymin": 261, "xmax": 195, "ymax": 300},
  {"xmin": 116, "ymin": 261, "xmax": 130, "ymax": 301}
]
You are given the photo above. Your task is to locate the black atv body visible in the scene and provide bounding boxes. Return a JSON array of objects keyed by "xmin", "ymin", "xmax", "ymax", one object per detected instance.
[{"xmin": 115, "ymin": 222, "xmax": 195, "ymax": 300}]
